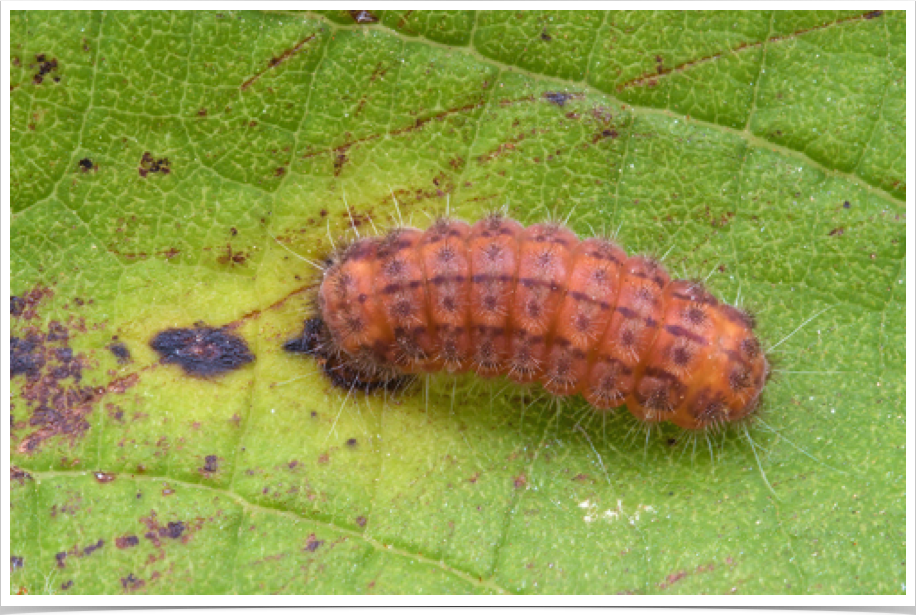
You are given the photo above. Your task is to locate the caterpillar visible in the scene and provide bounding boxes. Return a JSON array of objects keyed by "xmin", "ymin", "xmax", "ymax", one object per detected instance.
[{"xmin": 288, "ymin": 214, "xmax": 769, "ymax": 432}]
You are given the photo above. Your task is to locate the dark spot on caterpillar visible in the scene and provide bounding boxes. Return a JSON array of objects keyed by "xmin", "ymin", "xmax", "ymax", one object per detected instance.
[
  {"xmin": 729, "ymin": 368, "xmax": 751, "ymax": 392},
  {"xmin": 740, "ymin": 338, "xmax": 761, "ymax": 360},
  {"xmin": 150, "ymin": 325, "xmax": 254, "ymax": 377},
  {"xmin": 671, "ymin": 345, "xmax": 692, "ymax": 368}
]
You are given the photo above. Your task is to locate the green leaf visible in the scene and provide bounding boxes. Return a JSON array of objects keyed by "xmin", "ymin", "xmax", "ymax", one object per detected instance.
[{"xmin": 9, "ymin": 10, "xmax": 905, "ymax": 595}]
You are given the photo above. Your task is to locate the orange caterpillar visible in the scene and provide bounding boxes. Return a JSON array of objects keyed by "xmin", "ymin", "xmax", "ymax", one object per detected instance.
[{"xmin": 291, "ymin": 215, "xmax": 769, "ymax": 431}]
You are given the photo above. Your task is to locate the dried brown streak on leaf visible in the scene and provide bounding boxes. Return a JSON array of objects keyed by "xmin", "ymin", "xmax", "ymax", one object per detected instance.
[
  {"xmin": 395, "ymin": 10, "xmax": 416, "ymax": 33},
  {"xmin": 616, "ymin": 10, "xmax": 886, "ymax": 92},
  {"xmin": 301, "ymin": 100, "xmax": 487, "ymax": 162},
  {"xmin": 225, "ymin": 283, "xmax": 315, "ymax": 329},
  {"xmin": 241, "ymin": 34, "xmax": 317, "ymax": 91},
  {"xmin": 106, "ymin": 246, "xmax": 181, "ymax": 261}
]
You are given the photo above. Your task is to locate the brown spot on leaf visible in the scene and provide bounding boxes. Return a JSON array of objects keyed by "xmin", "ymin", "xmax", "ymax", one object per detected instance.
[
  {"xmin": 116, "ymin": 535, "xmax": 140, "ymax": 549},
  {"xmin": 10, "ymin": 285, "xmax": 53, "ymax": 320},
  {"xmin": 121, "ymin": 574, "xmax": 145, "ymax": 591},
  {"xmin": 32, "ymin": 54, "xmax": 59, "ymax": 85},
  {"xmin": 138, "ymin": 152, "xmax": 171, "ymax": 177},
  {"xmin": 200, "ymin": 455, "xmax": 220, "ymax": 474},
  {"xmin": 304, "ymin": 534, "xmax": 325, "ymax": 552},
  {"xmin": 513, "ymin": 473, "xmax": 527, "ymax": 489},
  {"xmin": 93, "ymin": 471, "xmax": 116, "ymax": 483},
  {"xmin": 78, "ymin": 158, "xmax": 96, "ymax": 172},
  {"xmin": 333, "ymin": 146, "xmax": 350, "ymax": 176},
  {"xmin": 829, "ymin": 227, "xmax": 845, "ymax": 237},
  {"xmin": 592, "ymin": 129, "xmax": 618, "ymax": 143},
  {"xmin": 215, "ymin": 243, "xmax": 249, "ymax": 266},
  {"xmin": 11, "ymin": 466, "xmax": 32, "ymax": 484}
]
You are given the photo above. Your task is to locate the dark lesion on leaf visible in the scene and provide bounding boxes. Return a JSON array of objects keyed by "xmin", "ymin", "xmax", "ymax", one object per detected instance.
[
  {"xmin": 543, "ymin": 91, "xmax": 580, "ymax": 107},
  {"xmin": 138, "ymin": 152, "xmax": 171, "ymax": 177},
  {"xmin": 108, "ymin": 340, "xmax": 132, "ymax": 364},
  {"xmin": 32, "ymin": 53, "xmax": 59, "ymax": 85},
  {"xmin": 149, "ymin": 324, "xmax": 255, "ymax": 377}
]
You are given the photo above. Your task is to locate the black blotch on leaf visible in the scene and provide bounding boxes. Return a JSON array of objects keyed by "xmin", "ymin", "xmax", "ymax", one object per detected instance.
[
  {"xmin": 108, "ymin": 342, "xmax": 131, "ymax": 364},
  {"xmin": 32, "ymin": 54, "xmax": 58, "ymax": 85},
  {"xmin": 10, "ymin": 556, "xmax": 24, "ymax": 570},
  {"xmin": 202, "ymin": 455, "xmax": 219, "ymax": 473},
  {"xmin": 83, "ymin": 539, "xmax": 104, "ymax": 556},
  {"xmin": 164, "ymin": 521, "xmax": 185, "ymax": 539},
  {"xmin": 10, "ymin": 336, "xmax": 45, "ymax": 379},
  {"xmin": 10, "ymin": 296, "xmax": 25, "ymax": 317},
  {"xmin": 150, "ymin": 325, "xmax": 254, "ymax": 377},
  {"xmin": 78, "ymin": 158, "xmax": 96, "ymax": 172}
]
